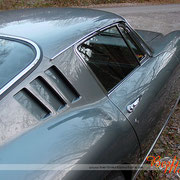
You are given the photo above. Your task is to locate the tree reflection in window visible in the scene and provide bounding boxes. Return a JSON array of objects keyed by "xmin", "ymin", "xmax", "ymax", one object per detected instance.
[
  {"xmin": 119, "ymin": 27, "xmax": 145, "ymax": 61},
  {"xmin": 78, "ymin": 26, "xmax": 139, "ymax": 92},
  {"xmin": 0, "ymin": 38, "xmax": 35, "ymax": 90}
]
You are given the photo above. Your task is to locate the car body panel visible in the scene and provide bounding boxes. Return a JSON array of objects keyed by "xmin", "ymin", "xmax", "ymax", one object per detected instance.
[
  {"xmin": 0, "ymin": 93, "xmax": 139, "ymax": 180},
  {"xmin": 0, "ymin": 7, "xmax": 179, "ymax": 180},
  {"xmin": 0, "ymin": 44, "xmax": 140, "ymax": 180},
  {"xmin": 0, "ymin": 46, "xmax": 107, "ymax": 145},
  {"xmin": 109, "ymin": 31, "xmax": 180, "ymax": 161},
  {"xmin": 136, "ymin": 29, "xmax": 164, "ymax": 44},
  {"xmin": 0, "ymin": 8, "xmax": 123, "ymax": 58}
]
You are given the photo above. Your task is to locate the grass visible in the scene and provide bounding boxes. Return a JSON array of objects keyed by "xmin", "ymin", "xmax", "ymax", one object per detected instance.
[{"xmin": 0, "ymin": 0, "xmax": 179, "ymax": 10}]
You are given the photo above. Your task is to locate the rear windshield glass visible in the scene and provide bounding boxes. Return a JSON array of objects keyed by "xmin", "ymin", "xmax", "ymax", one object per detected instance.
[{"xmin": 0, "ymin": 38, "xmax": 35, "ymax": 89}]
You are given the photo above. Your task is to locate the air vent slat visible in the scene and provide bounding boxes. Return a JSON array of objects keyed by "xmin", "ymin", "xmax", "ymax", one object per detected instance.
[
  {"xmin": 30, "ymin": 77, "xmax": 66, "ymax": 111},
  {"xmin": 45, "ymin": 66, "xmax": 79, "ymax": 102},
  {"xmin": 14, "ymin": 88, "xmax": 50, "ymax": 120}
]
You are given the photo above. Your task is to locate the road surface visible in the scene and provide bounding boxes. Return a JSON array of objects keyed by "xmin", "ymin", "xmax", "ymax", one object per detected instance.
[{"xmin": 96, "ymin": 4, "xmax": 180, "ymax": 35}]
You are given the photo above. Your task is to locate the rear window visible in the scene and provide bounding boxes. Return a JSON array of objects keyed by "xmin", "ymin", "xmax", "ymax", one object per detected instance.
[{"xmin": 0, "ymin": 37, "xmax": 36, "ymax": 91}]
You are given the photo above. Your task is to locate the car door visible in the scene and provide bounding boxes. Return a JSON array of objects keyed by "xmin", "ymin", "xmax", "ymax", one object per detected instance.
[
  {"xmin": 108, "ymin": 23, "xmax": 180, "ymax": 161},
  {"xmin": 77, "ymin": 23, "xmax": 180, "ymax": 163}
]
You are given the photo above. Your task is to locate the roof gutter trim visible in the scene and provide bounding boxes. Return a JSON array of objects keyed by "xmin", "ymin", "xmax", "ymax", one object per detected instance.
[{"xmin": 51, "ymin": 20, "xmax": 123, "ymax": 60}]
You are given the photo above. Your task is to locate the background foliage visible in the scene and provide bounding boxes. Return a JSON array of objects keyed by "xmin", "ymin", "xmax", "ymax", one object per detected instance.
[{"xmin": 0, "ymin": 0, "xmax": 165, "ymax": 10}]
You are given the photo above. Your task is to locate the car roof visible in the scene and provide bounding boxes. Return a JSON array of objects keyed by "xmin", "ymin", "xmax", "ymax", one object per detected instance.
[{"xmin": 0, "ymin": 8, "xmax": 124, "ymax": 58}]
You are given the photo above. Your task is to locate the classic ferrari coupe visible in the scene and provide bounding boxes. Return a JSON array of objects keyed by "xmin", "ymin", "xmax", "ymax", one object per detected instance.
[{"xmin": 0, "ymin": 8, "xmax": 179, "ymax": 180}]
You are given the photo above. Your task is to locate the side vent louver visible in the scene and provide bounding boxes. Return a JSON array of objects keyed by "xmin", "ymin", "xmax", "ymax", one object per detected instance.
[
  {"xmin": 14, "ymin": 88, "xmax": 50, "ymax": 120},
  {"xmin": 14, "ymin": 66, "xmax": 80, "ymax": 121},
  {"xmin": 30, "ymin": 76, "xmax": 66, "ymax": 111},
  {"xmin": 45, "ymin": 66, "xmax": 80, "ymax": 102}
]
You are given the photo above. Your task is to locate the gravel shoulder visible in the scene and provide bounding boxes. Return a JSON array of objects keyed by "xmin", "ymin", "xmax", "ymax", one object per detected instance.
[
  {"xmin": 96, "ymin": 4, "xmax": 180, "ymax": 35},
  {"xmin": 137, "ymin": 102, "xmax": 180, "ymax": 180}
]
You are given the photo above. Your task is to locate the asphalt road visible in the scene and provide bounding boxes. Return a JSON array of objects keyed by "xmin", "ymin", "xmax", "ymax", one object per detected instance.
[{"xmin": 96, "ymin": 4, "xmax": 180, "ymax": 35}]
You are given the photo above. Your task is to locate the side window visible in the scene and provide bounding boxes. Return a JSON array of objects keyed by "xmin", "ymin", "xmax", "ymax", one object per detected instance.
[
  {"xmin": 78, "ymin": 26, "xmax": 139, "ymax": 92},
  {"xmin": 0, "ymin": 37, "xmax": 40, "ymax": 95},
  {"xmin": 0, "ymin": 39, "xmax": 35, "ymax": 89},
  {"xmin": 119, "ymin": 27, "xmax": 145, "ymax": 61}
]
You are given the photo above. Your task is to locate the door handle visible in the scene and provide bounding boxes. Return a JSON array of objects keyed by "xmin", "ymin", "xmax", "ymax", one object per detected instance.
[{"xmin": 127, "ymin": 97, "xmax": 141, "ymax": 113}]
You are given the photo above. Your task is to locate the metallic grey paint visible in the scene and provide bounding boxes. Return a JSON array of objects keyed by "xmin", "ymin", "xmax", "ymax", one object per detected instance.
[
  {"xmin": 0, "ymin": 8, "xmax": 179, "ymax": 180},
  {"xmin": 0, "ymin": 8, "xmax": 123, "ymax": 59},
  {"xmin": 0, "ymin": 34, "xmax": 41, "ymax": 96}
]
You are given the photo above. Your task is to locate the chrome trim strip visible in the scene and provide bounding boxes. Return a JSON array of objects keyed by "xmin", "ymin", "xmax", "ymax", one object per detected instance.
[
  {"xmin": 74, "ymin": 22, "xmax": 144, "ymax": 96},
  {"xmin": 132, "ymin": 94, "xmax": 180, "ymax": 180},
  {"xmin": 53, "ymin": 20, "xmax": 149, "ymax": 96},
  {"xmin": 117, "ymin": 24, "xmax": 149, "ymax": 63},
  {"xmin": 124, "ymin": 19, "xmax": 153, "ymax": 56},
  {"xmin": 74, "ymin": 23, "xmax": 121, "ymax": 95},
  {"xmin": 0, "ymin": 34, "xmax": 41, "ymax": 96},
  {"xmin": 51, "ymin": 21, "xmax": 123, "ymax": 60}
]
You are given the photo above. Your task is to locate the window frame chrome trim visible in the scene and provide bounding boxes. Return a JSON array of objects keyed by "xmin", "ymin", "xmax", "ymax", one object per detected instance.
[
  {"xmin": 0, "ymin": 34, "xmax": 41, "ymax": 96},
  {"xmin": 117, "ymin": 25, "xmax": 141, "ymax": 66},
  {"xmin": 74, "ymin": 22, "xmax": 149, "ymax": 95},
  {"xmin": 51, "ymin": 21, "xmax": 125, "ymax": 60},
  {"xmin": 117, "ymin": 24, "xmax": 148, "ymax": 63},
  {"xmin": 124, "ymin": 20, "xmax": 153, "ymax": 56},
  {"xmin": 74, "ymin": 23, "xmax": 121, "ymax": 95}
]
